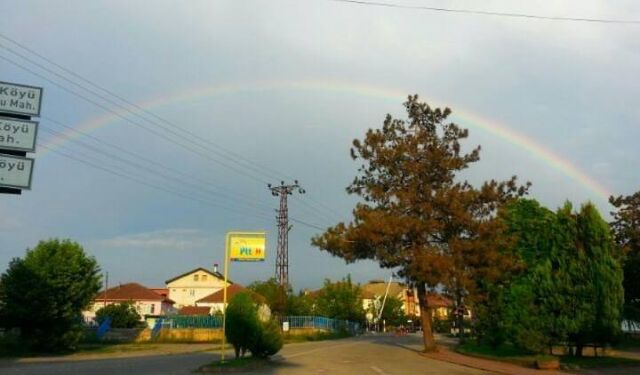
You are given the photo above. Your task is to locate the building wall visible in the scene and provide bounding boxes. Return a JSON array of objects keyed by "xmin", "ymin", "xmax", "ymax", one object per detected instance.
[
  {"xmin": 83, "ymin": 300, "xmax": 173, "ymax": 322},
  {"xmin": 167, "ymin": 271, "xmax": 229, "ymax": 308}
]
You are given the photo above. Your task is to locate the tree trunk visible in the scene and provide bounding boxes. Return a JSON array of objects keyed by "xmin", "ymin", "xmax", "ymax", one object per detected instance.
[
  {"xmin": 456, "ymin": 292, "xmax": 465, "ymax": 343},
  {"xmin": 417, "ymin": 283, "xmax": 437, "ymax": 352}
]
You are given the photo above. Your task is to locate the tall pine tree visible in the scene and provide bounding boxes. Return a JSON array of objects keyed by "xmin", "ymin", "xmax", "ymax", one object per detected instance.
[{"xmin": 312, "ymin": 96, "xmax": 528, "ymax": 351}]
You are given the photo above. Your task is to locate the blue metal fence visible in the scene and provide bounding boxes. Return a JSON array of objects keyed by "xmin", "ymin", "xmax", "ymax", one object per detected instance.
[
  {"xmin": 96, "ymin": 317, "xmax": 111, "ymax": 339},
  {"xmin": 148, "ymin": 315, "xmax": 359, "ymax": 334},
  {"xmin": 278, "ymin": 316, "xmax": 361, "ymax": 334}
]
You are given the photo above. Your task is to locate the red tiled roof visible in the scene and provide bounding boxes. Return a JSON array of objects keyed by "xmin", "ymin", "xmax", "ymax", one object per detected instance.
[
  {"xmin": 178, "ymin": 306, "xmax": 211, "ymax": 316},
  {"xmin": 197, "ymin": 284, "xmax": 246, "ymax": 303},
  {"xmin": 427, "ymin": 293, "xmax": 453, "ymax": 308},
  {"xmin": 151, "ymin": 288, "xmax": 169, "ymax": 298},
  {"xmin": 96, "ymin": 283, "xmax": 174, "ymax": 303},
  {"xmin": 361, "ymin": 290, "xmax": 376, "ymax": 299}
]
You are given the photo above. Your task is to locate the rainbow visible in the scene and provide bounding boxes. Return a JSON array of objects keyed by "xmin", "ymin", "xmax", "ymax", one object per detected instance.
[{"xmin": 40, "ymin": 79, "xmax": 612, "ymax": 202}]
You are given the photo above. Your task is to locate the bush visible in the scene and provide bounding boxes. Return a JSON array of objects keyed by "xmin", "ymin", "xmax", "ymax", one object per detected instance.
[
  {"xmin": 251, "ymin": 319, "xmax": 283, "ymax": 358},
  {"xmin": 225, "ymin": 292, "xmax": 283, "ymax": 359},
  {"xmin": 226, "ymin": 292, "xmax": 261, "ymax": 359},
  {"xmin": 95, "ymin": 302, "xmax": 142, "ymax": 328},
  {"xmin": 432, "ymin": 318, "xmax": 453, "ymax": 334}
]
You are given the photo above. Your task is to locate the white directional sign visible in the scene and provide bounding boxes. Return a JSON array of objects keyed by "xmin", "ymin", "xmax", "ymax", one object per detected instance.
[
  {"xmin": 0, "ymin": 154, "xmax": 34, "ymax": 189},
  {"xmin": 0, "ymin": 117, "xmax": 38, "ymax": 152},
  {"xmin": 0, "ymin": 81, "xmax": 43, "ymax": 117}
]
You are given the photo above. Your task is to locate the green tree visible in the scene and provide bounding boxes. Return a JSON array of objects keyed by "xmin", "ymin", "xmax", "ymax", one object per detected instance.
[
  {"xmin": 0, "ymin": 239, "xmax": 101, "ymax": 351},
  {"xmin": 379, "ymin": 296, "xmax": 406, "ymax": 327},
  {"xmin": 312, "ymin": 96, "xmax": 527, "ymax": 350},
  {"xmin": 288, "ymin": 291, "xmax": 315, "ymax": 316},
  {"xmin": 484, "ymin": 200, "xmax": 624, "ymax": 355},
  {"xmin": 95, "ymin": 302, "xmax": 141, "ymax": 328},
  {"xmin": 609, "ymin": 191, "xmax": 640, "ymax": 317},
  {"xmin": 314, "ymin": 276, "xmax": 364, "ymax": 322},
  {"xmin": 247, "ymin": 278, "xmax": 288, "ymax": 316}
]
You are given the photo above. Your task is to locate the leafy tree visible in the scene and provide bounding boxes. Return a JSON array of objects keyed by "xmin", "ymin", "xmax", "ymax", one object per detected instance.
[
  {"xmin": 314, "ymin": 275, "xmax": 364, "ymax": 322},
  {"xmin": 247, "ymin": 278, "xmax": 288, "ymax": 316},
  {"xmin": 288, "ymin": 291, "xmax": 315, "ymax": 316},
  {"xmin": 312, "ymin": 96, "xmax": 527, "ymax": 350},
  {"xmin": 484, "ymin": 200, "xmax": 624, "ymax": 355},
  {"xmin": 379, "ymin": 296, "xmax": 406, "ymax": 327},
  {"xmin": 610, "ymin": 191, "xmax": 640, "ymax": 308},
  {"xmin": 95, "ymin": 302, "xmax": 141, "ymax": 328},
  {"xmin": 0, "ymin": 239, "xmax": 101, "ymax": 351}
]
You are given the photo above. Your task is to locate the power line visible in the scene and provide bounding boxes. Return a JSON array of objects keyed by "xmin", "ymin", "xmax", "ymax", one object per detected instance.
[
  {"xmin": 37, "ymin": 139, "xmax": 328, "ymax": 232},
  {"xmin": 38, "ymin": 126, "xmax": 277, "ymax": 217},
  {"xmin": 37, "ymin": 142, "xmax": 274, "ymax": 222},
  {"xmin": 41, "ymin": 116, "xmax": 278, "ymax": 214},
  {"xmin": 0, "ymin": 35, "xmax": 290, "ymax": 183},
  {"xmin": 0, "ymin": 33, "xmax": 345, "ymax": 228},
  {"xmin": 41, "ymin": 115, "xmax": 336, "ymax": 226},
  {"xmin": 328, "ymin": 0, "xmax": 640, "ymax": 24},
  {"xmin": 0, "ymin": 52, "xmax": 274, "ymax": 186}
]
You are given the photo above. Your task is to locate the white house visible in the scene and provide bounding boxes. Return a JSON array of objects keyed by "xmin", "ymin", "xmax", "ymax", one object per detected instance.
[
  {"xmin": 165, "ymin": 266, "xmax": 229, "ymax": 308},
  {"xmin": 83, "ymin": 282, "xmax": 175, "ymax": 322}
]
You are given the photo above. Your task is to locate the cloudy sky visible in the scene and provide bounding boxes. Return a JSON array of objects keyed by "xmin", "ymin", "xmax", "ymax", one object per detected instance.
[{"xmin": 1, "ymin": 0, "xmax": 638, "ymax": 290}]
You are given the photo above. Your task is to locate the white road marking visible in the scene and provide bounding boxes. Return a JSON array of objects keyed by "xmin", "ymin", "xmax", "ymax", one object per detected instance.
[
  {"xmin": 371, "ymin": 365, "xmax": 391, "ymax": 375},
  {"xmin": 284, "ymin": 341, "xmax": 360, "ymax": 359}
]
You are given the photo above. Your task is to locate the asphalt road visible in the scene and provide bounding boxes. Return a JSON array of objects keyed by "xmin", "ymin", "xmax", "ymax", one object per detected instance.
[{"xmin": 0, "ymin": 334, "xmax": 491, "ymax": 375}]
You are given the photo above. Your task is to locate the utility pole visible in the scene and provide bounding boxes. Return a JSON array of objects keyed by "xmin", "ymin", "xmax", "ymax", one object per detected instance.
[{"xmin": 268, "ymin": 180, "xmax": 305, "ymax": 288}]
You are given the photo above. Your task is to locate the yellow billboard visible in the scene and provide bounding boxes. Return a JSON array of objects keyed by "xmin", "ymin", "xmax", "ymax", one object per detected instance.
[{"xmin": 228, "ymin": 232, "xmax": 266, "ymax": 262}]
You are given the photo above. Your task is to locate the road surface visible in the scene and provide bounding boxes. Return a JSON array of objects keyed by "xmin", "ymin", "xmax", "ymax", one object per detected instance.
[{"xmin": 0, "ymin": 334, "xmax": 491, "ymax": 375}]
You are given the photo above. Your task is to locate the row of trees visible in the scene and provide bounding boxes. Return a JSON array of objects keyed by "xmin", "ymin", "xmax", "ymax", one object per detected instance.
[
  {"xmin": 311, "ymin": 95, "xmax": 634, "ymax": 355},
  {"xmin": 475, "ymin": 199, "xmax": 623, "ymax": 356},
  {"xmin": 247, "ymin": 276, "xmax": 406, "ymax": 326}
]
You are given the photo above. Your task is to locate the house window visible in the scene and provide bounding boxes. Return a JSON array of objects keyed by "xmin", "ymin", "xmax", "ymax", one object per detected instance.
[
  {"xmin": 150, "ymin": 304, "xmax": 155, "ymax": 314},
  {"xmin": 190, "ymin": 289, "xmax": 195, "ymax": 296},
  {"xmin": 194, "ymin": 275, "xmax": 199, "ymax": 282},
  {"xmin": 202, "ymin": 275, "xmax": 208, "ymax": 281}
]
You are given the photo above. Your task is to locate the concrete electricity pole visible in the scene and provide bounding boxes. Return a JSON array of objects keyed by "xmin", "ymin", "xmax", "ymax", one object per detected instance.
[{"xmin": 268, "ymin": 180, "xmax": 305, "ymax": 287}]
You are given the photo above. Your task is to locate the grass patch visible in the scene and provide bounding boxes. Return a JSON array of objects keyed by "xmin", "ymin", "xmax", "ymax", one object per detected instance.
[
  {"xmin": 283, "ymin": 330, "xmax": 351, "ymax": 344},
  {"xmin": 614, "ymin": 335, "xmax": 640, "ymax": 350},
  {"xmin": 197, "ymin": 356, "xmax": 270, "ymax": 373},
  {"xmin": 457, "ymin": 341, "xmax": 640, "ymax": 370},
  {"xmin": 74, "ymin": 342, "xmax": 161, "ymax": 355},
  {"xmin": 456, "ymin": 341, "xmax": 538, "ymax": 367}
]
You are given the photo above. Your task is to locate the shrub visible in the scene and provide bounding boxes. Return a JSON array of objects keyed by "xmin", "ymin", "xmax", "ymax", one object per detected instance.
[
  {"xmin": 225, "ymin": 292, "xmax": 261, "ymax": 359},
  {"xmin": 95, "ymin": 302, "xmax": 142, "ymax": 328},
  {"xmin": 251, "ymin": 319, "xmax": 283, "ymax": 358},
  {"xmin": 225, "ymin": 292, "xmax": 283, "ymax": 359}
]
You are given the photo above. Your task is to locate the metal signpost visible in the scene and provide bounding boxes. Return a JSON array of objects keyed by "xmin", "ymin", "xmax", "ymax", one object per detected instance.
[
  {"xmin": 221, "ymin": 231, "xmax": 266, "ymax": 363},
  {"xmin": 0, "ymin": 81, "xmax": 42, "ymax": 194}
]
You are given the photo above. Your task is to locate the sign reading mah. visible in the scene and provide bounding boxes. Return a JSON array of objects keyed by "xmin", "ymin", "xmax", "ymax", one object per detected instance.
[
  {"xmin": 228, "ymin": 232, "xmax": 266, "ymax": 262},
  {"xmin": 0, "ymin": 81, "xmax": 43, "ymax": 117}
]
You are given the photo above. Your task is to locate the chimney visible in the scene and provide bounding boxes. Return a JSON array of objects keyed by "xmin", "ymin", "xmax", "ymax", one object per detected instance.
[{"xmin": 213, "ymin": 263, "xmax": 218, "ymax": 273}]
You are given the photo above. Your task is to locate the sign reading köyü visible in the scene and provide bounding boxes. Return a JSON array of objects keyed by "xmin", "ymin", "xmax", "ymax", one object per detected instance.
[
  {"xmin": 0, "ymin": 117, "xmax": 38, "ymax": 152},
  {"xmin": 0, "ymin": 81, "xmax": 43, "ymax": 117},
  {"xmin": 0, "ymin": 153, "xmax": 34, "ymax": 189}
]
